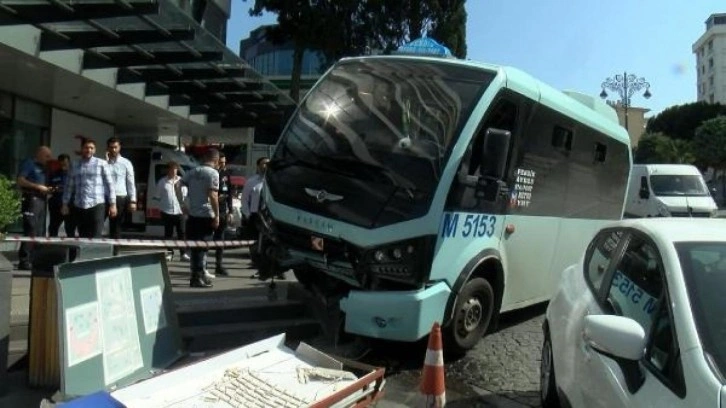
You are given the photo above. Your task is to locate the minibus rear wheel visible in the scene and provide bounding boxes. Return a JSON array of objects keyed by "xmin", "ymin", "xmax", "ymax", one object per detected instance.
[{"xmin": 446, "ymin": 277, "xmax": 494, "ymax": 354}]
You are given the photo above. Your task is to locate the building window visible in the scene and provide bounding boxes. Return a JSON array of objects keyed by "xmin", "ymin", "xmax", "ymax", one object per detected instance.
[
  {"xmin": 708, "ymin": 40, "xmax": 713, "ymax": 53},
  {"xmin": 711, "ymin": 94, "xmax": 715, "ymax": 103},
  {"xmin": 0, "ymin": 95, "xmax": 51, "ymax": 232},
  {"xmin": 710, "ymin": 58, "xmax": 714, "ymax": 70},
  {"xmin": 202, "ymin": 3, "xmax": 228, "ymax": 43}
]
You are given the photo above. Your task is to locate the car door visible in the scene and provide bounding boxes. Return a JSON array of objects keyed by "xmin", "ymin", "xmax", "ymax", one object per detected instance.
[
  {"xmin": 578, "ymin": 231, "xmax": 687, "ymax": 407},
  {"xmin": 554, "ymin": 227, "xmax": 625, "ymax": 407}
]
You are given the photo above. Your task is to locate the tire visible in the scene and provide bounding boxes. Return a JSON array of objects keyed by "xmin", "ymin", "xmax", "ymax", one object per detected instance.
[
  {"xmin": 445, "ymin": 277, "xmax": 494, "ymax": 354},
  {"xmin": 540, "ymin": 329, "xmax": 561, "ymax": 408},
  {"xmin": 293, "ymin": 267, "xmax": 316, "ymax": 288}
]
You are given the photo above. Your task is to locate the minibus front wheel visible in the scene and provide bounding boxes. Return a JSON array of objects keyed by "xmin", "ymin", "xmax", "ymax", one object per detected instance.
[{"xmin": 446, "ymin": 277, "xmax": 494, "ymax": 354}]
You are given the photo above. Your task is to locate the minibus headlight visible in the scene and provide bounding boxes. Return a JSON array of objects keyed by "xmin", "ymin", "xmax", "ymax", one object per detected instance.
[{"xmin": 360, "ymin": 235, "xmax": 436, "ymax": 283}]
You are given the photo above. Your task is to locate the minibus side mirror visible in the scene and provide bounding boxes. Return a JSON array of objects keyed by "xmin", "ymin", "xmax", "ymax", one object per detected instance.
[
  {"xmin": 478, "ymin": 128, "xmax": 511, "ymax": 201},
  {"xmin": 480, "ymin": 128, "xmax": 511, "ymax": 181}
]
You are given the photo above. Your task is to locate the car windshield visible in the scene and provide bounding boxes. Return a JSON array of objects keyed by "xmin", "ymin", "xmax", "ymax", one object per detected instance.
[
  {"xmin": 650, "ymin": 175, "xmax": 709, "ymax": 197},
  {"xmin": 676, "ymin": 242, "xmax": 726, "ymax": 380},
  {"xmin": 273, "ymin": 58, "xmax": 495, "ymax": 195}
]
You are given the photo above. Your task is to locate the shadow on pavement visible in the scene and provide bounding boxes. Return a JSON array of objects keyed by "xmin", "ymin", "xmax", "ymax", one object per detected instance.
[{"xmin": 446, "ymin": 391, "xmax": 541, "ymax": 408}]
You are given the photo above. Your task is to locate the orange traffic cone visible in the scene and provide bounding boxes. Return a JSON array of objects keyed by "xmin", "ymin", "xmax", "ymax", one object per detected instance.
[{"xmin": 419, "ymin": 321, "xmax": 446, "ymax": 407}]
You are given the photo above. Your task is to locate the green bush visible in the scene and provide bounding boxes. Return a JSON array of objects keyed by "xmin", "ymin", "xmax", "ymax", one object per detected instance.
[{"xmin": 0, "ymin": 175, "xmax": 21, "ymax": 233}]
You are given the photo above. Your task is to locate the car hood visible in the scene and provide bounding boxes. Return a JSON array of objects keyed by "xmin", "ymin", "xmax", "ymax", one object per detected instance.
[{"xmin": 657, "ymin": 196, "xmax": 717, "ymax": 213}]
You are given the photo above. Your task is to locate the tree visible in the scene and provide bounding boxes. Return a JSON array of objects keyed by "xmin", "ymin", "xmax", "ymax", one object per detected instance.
[
  {"xmin": 246, "ymin": 0, "xmax": 333, "ymax": 102},
  {"xmin": 693, "ymin": 116, "xmax": 726, "ymax": 200},
  {"xmin": 359, "ymin": 0, "xmax": 467, "ymax": 58},
  {"xmin": 429, "ymin": 0, "xmax": 467, "ymax": 58},
  {"xmin": 645, "ymin": 101, "xmax": 726, "ymax": 141},
  {"xmin": 634, "ymin": 132, "xmax": 695, "ymax": 165},
  {"xmin": 0, "ymin": 175, "xmax": 20, "ymax": 234},
  {"xmin": 244, "ymin": 0, "xmax": 469, "ymax": 100}
]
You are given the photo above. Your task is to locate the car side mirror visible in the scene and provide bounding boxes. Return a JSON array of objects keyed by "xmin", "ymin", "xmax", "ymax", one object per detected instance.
[
  {"xmin": 584, "ymin": 315, "xmax": 646, "ymax": 393},
  {"xmin": 639, "ymin": 188, "xmax": 650, "ymax": 199}
]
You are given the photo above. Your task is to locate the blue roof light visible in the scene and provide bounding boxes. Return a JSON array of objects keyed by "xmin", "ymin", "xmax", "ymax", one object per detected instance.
[{"xmin": 394, "ymin": 36, "xmax": 453, "ymax": 57}]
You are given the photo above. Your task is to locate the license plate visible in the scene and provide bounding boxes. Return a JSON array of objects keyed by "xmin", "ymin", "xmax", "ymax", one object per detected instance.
[{"xmin": 311, "ymin": 236, "xmax": 324, "ymax": 251}]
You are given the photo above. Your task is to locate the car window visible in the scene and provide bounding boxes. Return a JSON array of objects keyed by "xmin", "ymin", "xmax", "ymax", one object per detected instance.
[
  {"xmin": 645, "ymin": 301, "xmax": 685, "ymax": 396},
  {"xmin": 605, "ymin": 235, "xmax": 663, "ymax": 334},
  {"xmin": 676, "ymin": 242, "xmax": 726, "ymax": 382},
  {"xmin": 585, "ymin": 229, "xmax": 625, "ymax": 294}
]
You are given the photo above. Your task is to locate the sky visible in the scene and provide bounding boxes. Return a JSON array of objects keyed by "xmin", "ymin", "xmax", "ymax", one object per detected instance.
[{"xmin": 226, "ymin": 0, "xmax": 724, "ymax": 117}]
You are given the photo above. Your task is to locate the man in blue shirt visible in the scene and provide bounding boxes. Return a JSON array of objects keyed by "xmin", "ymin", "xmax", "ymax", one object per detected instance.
[
  {"xmin": 105, "ymin": 137, "xmax": 136, "ymax": 255},
  {"xmin": 16, "ymin": 146, "xmax": 53, "ymax": 270},
  {"xmin": 61, "ymin": 139, "xmax": 117, "ymax": 238},
  {"xmin": 47, "ymin": 154, "xmax": 71, "ymax": 237}
]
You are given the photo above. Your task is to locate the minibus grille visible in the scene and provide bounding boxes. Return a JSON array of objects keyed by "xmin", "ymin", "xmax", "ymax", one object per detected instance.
[{"xmin": 274, "ymin": 222, "xmax": 350, "ymax": 260}]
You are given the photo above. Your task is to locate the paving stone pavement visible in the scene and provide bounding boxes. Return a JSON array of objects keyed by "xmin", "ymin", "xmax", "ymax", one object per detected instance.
[{"xmin": 371, "ymin": 303, "xmax": 547, "ymax": 408}]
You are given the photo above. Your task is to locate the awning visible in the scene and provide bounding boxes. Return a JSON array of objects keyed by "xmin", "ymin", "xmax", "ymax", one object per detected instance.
[{"xmin": 0, "ymin": 0, "xmax": 297, "ymax": 131}]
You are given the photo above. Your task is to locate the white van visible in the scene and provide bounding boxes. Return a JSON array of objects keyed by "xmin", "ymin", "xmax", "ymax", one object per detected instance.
[{"xmin": 625, "ymin": 164, "xmax": 718, "ymax": 218}]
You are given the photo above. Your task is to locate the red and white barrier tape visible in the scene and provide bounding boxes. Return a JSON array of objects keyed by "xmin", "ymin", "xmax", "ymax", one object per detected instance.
[{"xmin": 4, "ymin": 235, "xmax": 255, "ymax": 249}]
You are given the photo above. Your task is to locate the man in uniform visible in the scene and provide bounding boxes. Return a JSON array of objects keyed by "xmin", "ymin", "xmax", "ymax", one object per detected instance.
[
  {"xmin": 16, "ymin": 146, "xmax": 53, "ymax": 270},
  {"xmin": 47, "ymin": 154, "xmax": 71, "ymax": 237}
]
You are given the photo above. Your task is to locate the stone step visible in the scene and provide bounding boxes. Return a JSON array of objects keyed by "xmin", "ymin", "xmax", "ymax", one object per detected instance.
[
  {"xmin": 181, "ymin": 317, "xmax": 321, "ymax": 352},
  {"xmin": 175, "ymin": 298, "xmax": 307, "ymax": 327},
  {"xmin": 7, "ymin": 339, "xmax": 27, "ymax": 370},
  {"xmin": 8, "ymin": 291, "xmax": 319, "ymax": 364},
  {"xmin": 9, "ymin": 323, "xmax": 27, "ymax": 343}
]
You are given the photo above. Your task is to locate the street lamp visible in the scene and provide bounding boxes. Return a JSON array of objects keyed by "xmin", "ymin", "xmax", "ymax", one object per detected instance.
[{"xmin": 599, "ymin": 72, "xmax": 652, "ymax": 131}]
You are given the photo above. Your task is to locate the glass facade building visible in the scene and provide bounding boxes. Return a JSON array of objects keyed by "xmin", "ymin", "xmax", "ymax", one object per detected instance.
[
  {"xmin": 0, "ymin": 0, "xmax": 296, "ymax": 233},
  {"xmin": 239, "ymin": 25, "xmax": 327, "ymax": 95}
]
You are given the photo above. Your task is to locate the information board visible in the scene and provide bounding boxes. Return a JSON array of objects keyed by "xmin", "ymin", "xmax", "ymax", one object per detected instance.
[{"xmin": 55, "ymin": 252, "xmax": 184, "ymax": 397}]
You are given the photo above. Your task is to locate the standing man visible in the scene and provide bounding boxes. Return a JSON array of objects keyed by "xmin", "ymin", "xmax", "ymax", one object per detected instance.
[
  {"xmin": 47, "ymin": 154, "xmax": 71, "ymax": 237},
  {"xmin": 241, "ymin": 157, "xmax": 283, "ymax": 279},
  {"xmin": 16, "ymin": 146, "xmax": 53, "ymax": 270},
  {"xmin": 153, "ymin": 161, "xmax": 189, "ymax": 262},
  {"xmin": 105, "ymin": 137, "xmax": 136, "ymax": 255},
  {"xmin": 213, "ymin": 153, "xmax": 233, "ymax": 276},
  {"xmin": 240, "ymin": 157, "xmax": 269, "ymax": 233},
  {"xmin": 62, "ymin": 139, "xmax": 117, "ymax": 238},
  {"xmin": 179, "ymin": 148, "xmax": 220, "ymax": 288}
]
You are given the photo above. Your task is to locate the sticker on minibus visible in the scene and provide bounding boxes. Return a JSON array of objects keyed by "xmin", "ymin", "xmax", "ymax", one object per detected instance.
[{"xmin": 440, "ymin": 212, "xmax": 497, "ymax": 239}]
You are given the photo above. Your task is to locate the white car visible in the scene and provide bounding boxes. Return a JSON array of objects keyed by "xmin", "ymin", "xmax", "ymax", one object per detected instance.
[{"xmin": 541, "ymin": 218, "xmax": 726, "ymax": 408}]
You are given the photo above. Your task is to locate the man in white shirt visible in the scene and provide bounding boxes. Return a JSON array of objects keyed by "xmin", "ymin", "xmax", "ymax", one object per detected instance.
[
  {"xmin": 153, "ymin": 161, "xmax": 189, "ymax": 261},
  {"xmin": 241, "ymin": 157, "xmax": 280, "ymax": 278},
  {"xmin": 106, "ymin": 137, "xmax": 136, "ymax": 255},
  {"xmin": 240, "ymin": 157, "xmax": 269, "ymax": 222}
]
